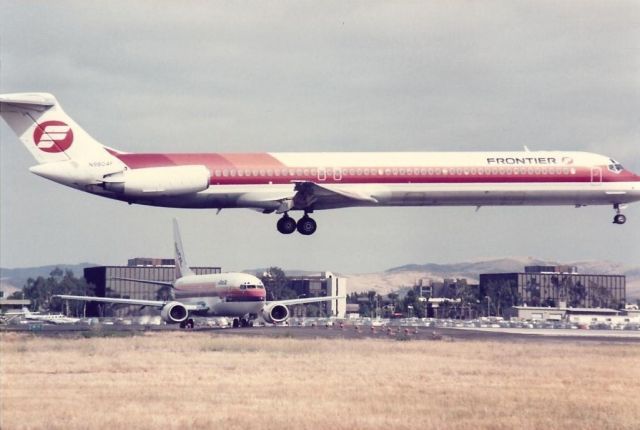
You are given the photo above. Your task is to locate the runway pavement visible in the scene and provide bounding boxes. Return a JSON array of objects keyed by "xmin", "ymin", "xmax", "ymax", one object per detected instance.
[
  {"xmin": 208, "ymin": 325, "xmax": 640, "ymax": 343},
  {"xmin": 2, "ymin": 322, "xmax": 640, "ymax": 343}
]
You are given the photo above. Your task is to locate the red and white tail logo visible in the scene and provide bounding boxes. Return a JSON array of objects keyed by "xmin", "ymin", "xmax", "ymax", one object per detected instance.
[{"xmin": 33, "ymin": 121, "xmax": 74, "ymax": 153}]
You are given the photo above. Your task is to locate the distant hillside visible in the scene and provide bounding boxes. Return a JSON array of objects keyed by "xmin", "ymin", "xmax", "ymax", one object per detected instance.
[
  {"xmin": 347, "ymin": 257, "xmax": 640, "ymax": 300},
  {"xmin": 3, "ymin": 258, "xmax": 638, "ymax": 301},
  {"xmin": 244, "ymin": 268, "xmax": 327, "ymax": 277},
  {"xmin": 0, "ymin": 263, "xmax": 98, "ymax": 295}
]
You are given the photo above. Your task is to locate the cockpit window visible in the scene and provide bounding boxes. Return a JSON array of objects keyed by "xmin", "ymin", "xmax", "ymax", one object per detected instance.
[{"xmin": 607, "ymin": 159, "xmax": 624, "ymax": 174}]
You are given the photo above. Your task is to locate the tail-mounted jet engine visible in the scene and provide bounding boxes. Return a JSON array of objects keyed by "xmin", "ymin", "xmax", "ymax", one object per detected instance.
[{"xmin": 103, "ymin": 165, "xmax": 210, "ymax": 196}]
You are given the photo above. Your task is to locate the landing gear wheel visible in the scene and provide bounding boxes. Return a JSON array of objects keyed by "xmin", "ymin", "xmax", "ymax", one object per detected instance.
[
  {"xmin": 232, "ymin": 318, "xmax": 240, "ymax": 328},
  {"xmin": 277, "ymin": 215, "xmax": 297, "ymax": 234},
  {"xmin": 297, "ymin": 216, "xmax": 317, "ymax": 235},
  {"xmin": 180, "ymin": 319, "xmax": 194, "ymax": 329},
  {"xmin": 613, "ymin": 214, "xmax": 627, "ymax": 225}
]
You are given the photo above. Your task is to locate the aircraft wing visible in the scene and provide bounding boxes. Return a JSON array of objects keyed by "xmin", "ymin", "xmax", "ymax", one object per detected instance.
[
  {"xmin": 109, "ymin": 277, "xmax": 174, "ymax": 287},
  {"xmin": 294, "ymin": 182, "xmax": 379, "ymax": 204},
  {"xmin": 54, "ymin": 295, "xmax": 205, "ymax": 311},
  {"xmin": 55, "ymin": 294, "xmax": 166, "ymax": 307},
  {"xmin": 238, "ymin": 181, "xmax": 378, "ymax": 213},
  {"xmin": 267, "ymin": 295, "xmax": 345, "ymax": 306}
]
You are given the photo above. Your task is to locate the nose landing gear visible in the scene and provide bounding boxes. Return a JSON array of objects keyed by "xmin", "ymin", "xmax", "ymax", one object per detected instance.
[{"xmin": 613, "ymin": 204, "xmax": 627, "ymax": 225}]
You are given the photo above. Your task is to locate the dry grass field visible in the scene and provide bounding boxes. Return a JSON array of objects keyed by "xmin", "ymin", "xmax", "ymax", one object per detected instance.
[{"xmin": 1, "ymin": 331, "xmax": 639, "ymax": 430}]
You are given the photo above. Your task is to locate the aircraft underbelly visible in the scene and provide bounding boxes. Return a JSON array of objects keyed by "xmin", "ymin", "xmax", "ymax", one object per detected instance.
[
  {"xmin": 112, "ymin": 182, "xmax": 639, "ymax": 209},
  {"xmin": 179, "ymin": 297, "xmax": 262, "ymax": 317},
  {"xmin": 211, "ymin": 301, "xmax": 264, "ymax": 316}
]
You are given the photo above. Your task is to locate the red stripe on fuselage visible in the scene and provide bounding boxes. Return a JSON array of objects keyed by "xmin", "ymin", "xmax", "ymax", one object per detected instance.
[
  {"xmin": 112, "ymin": 153, "xmax": 639, "ymax": 185},
  {"xmin": 174, "ymin": 284, "xmax": 266, "ymax": 301}
]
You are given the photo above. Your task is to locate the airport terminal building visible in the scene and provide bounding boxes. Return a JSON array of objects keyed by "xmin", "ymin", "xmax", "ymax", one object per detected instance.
[{"xmin": 479, "ymin": 265, "xmax": 625, "ymax": 317}]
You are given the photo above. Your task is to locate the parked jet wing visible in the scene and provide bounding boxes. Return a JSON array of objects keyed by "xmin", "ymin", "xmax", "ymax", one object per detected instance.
[
  {"xmin": 267, "ymin": 295, "xmax": 345, "ymax": 306},
  {"xmin": 54, "ymin": 295, "xmax": 205, "ymax": 311},
  {"xmin": 109, "ymin": 277, "xmax": 174, "ymax": 287}
]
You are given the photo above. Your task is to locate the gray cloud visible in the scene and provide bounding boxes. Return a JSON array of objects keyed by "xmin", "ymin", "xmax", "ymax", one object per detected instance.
[{"xmin": 1, "ymin": 1, "xmax": 638, "ymax": 271}]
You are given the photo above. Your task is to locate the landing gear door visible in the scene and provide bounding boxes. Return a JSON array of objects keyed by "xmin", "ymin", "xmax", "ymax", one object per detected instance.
[{"xmin": 590, "ymin": 167, "xmax": 602, "ymax": 185}]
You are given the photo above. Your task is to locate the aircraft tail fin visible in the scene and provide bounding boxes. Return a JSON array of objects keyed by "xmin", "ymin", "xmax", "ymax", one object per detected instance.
[
  {"xmin": 0, "ymin": 92, "xmax": 118, "ymax": 165},
  {"xmin": 173, "ymin": 219, "xmax": 195, "ymax": 279}
]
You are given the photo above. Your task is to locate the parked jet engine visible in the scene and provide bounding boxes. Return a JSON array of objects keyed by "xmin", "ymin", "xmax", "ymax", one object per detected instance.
[
  {"xmin": 261, "ymin": 303, "xmax": 290, "ymax": 324},
  {"xmin": 160, "ymin": 301, "xmax": 189, "ymax": 324}
]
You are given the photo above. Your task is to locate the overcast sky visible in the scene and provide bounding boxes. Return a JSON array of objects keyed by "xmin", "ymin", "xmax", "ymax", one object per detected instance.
[{"xmin": 1, "ymin": 1, "xmax": 639, "ymax": 273}]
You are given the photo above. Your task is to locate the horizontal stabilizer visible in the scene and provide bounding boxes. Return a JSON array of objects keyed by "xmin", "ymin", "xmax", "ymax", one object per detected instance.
[{"xmin": 0, "ymin": 93, "xmax": 56, "ymax": 110}]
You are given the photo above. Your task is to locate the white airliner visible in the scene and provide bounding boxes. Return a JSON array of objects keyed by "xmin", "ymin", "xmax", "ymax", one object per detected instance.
[
  {"xmin": 56, "ymin": 219, "xmax": 341, "ymax": 328},
  {"xmin": 22, "ymin": 307, "xmax": 81, "ymax": 324},
  {"xmin": 1, "ymin": 92, "xmax": 639, "ymax": 235}
]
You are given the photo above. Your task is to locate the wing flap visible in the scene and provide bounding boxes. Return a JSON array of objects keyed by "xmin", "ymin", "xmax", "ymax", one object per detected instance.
[
  {"xmin": 236, "ymin": 181, "xmax": 377, "ymax": 213},
  {"xmin": 292, "ymin": 181, "xmax": 378, "ymax": 208},
  {"xmin": 309, "ymin": 183, "xmax": 378, "ymax": 203}
]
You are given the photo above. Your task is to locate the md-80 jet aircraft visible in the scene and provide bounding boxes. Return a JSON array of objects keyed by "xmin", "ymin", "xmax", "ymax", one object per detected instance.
[
  {"xmin": 56, "ymin": 219, "xmax": 342, "ymax": 328},
  {"xmin": 1, "ymin": 93, "xmax": 639, "ymax": 235}
]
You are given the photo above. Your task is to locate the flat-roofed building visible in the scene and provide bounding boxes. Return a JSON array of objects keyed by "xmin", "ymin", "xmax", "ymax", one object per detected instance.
[
  {"xmin": 285, "ymin": 272, "xmax": 347, "ymax": 318},
  {"xmin": 0, "ymin": 299, "xmax": 31, "ymax": 313},
  {"xmin": 512, "ymin": 306, "xmax": 620, "ymax": 321},
  {"xmin": 480, "ymin": 266, "xmax": 625, "ymax": 318}
]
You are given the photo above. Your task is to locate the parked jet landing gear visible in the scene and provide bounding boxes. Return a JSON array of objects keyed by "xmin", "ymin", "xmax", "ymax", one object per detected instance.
[
  {"xmin": 180, "ymin": 319, "xmax": 195, "ymax": 329},
  {"xmin": 613, "ymin": 204, "xmax": 627, "ymax": 225},
  {"xmin": 276, "ymin": 213, "xmax": 317, "ymax": 235},
  {"xmin": 232, "ymin": 318, "xmax": 253, "ymax": 328}
]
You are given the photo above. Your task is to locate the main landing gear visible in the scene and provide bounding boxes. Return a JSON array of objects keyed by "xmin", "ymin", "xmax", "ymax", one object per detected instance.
[
  {"xmin": 276, "ymin": 213, "xmax": 317, "ymax": 235},
  {"xmin": 232, "ymin": 317, "xmax": 253, "ymax": 328},
  {"xmin": 613, "ymin": 204, "xmax": 627, "ymax": 225},
  {"xmin": 179, "ymin": 318, "xmax": 195, "ymax": 329}
]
